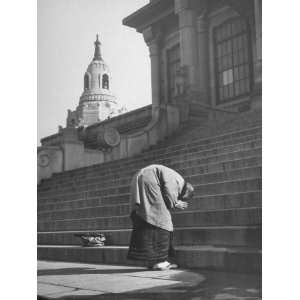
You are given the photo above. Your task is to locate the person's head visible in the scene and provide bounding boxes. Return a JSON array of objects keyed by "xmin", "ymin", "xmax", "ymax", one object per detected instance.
[{"xmin": 179, "ymin": 182, "xmax": 194, "ymax": 201}]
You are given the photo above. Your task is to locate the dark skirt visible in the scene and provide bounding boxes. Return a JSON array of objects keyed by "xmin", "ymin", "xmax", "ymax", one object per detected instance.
[{"xmin": 127, "ymin": 211, "xmax": 174, "ymax": 265}]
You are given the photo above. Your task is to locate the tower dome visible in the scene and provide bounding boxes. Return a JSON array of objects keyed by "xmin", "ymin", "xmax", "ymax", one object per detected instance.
[{"xmin": 68, "ymin": 35, "xmax": 117, "ymax": 127}]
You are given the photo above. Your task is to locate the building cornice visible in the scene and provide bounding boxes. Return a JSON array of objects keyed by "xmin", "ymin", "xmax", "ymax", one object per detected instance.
[{"xmin": 123, "ymin": 0, "xmax": 174, "ymax": 32}]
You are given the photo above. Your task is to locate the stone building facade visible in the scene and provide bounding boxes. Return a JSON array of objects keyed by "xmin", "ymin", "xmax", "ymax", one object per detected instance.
[
  {"xmin": 123, "ymin": 0, "xmax": 262, "ymax": 112},
  {"xmin": 37, "ymin": 0, "xmax": 262, "ymax": 183},
  {"xmin": 66, "ymin": 35, "xmax": 117, "ymax": 128}
]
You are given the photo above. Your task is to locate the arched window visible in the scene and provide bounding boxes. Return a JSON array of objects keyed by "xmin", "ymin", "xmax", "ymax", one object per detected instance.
[
  {"xmin": 98, "ymin": 74, "xmax": 101, "ymax": 88},
  {"xmin": 102, "ymin": 74, "xmax": 109, "ymax": 89},
  {"xmin": 84, "ymin": 74, "xmax": 89, "ymax": 89}
]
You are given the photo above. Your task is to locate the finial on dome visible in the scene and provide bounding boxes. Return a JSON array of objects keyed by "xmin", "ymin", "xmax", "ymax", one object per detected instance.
[{"xmin": 93, "ymin": 34, "xmax": 102, "ymax": 61}]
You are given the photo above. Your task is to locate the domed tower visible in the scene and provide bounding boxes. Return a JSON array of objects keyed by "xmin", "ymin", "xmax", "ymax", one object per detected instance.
[{"xmin": 67, "ymin": 35, "xmax": 117, "ymax": 127}]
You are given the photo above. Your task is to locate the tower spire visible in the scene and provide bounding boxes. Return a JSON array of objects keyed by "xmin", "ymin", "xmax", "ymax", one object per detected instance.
[{"xmin": 93, "ymin": 34, "xmax": 102, "ymax": 61}]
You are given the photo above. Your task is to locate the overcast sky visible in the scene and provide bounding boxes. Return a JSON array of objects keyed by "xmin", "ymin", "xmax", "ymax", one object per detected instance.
[{"xmin": 38, "ymin": 0, "xmax": 151, "ymax": 143}]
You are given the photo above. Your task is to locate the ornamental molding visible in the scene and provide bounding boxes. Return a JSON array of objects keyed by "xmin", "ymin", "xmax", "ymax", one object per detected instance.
[
  {"xmin": 80, "ymin": 94, "xmax": 117, "ymax": 103},
  {"xmin": 38, "ymin": 153, "xmax": 50, "ymax": 167}
]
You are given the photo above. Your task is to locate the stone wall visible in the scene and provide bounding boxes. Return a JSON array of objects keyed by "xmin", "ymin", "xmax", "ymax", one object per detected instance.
[
  {"xmin": 38, "ymin": 0, "xmax": 262, "ymax": 183},
  {"xmin": 124, "ymin": 0, "xmax": 262, "ymax": 112},
  {"xmin": 37, "ymin": 147, "xmax": 63, "ymax": 183},
  {"xmin": 38, "ymin": 104, "xmax": 179, "ymax": 183}
]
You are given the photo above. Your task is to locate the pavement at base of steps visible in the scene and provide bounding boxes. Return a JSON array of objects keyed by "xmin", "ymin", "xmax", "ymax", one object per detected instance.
[{"xmin": 37, "ymin": 260, "xmax": 261, "ymax": 300}]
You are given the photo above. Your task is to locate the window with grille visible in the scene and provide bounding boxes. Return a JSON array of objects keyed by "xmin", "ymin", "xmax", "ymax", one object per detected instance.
[
  {"xmin": 214, "ymin": 17, "xmax": 252, "ymax": 103},
  {"xmin": 167, "ymin": 44, "xmax": 180, "ymax": 100}
]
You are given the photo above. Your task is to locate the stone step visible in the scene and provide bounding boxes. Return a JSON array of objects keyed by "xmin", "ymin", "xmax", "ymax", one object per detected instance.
[
  {"xmin": 138, "ymin": 108, "xmax": 262, "ymax": 148},
  {"xmin": 195, "ymin": 177, "xmax": 261, "ymax": 196},
  {"xmin": 38, "ymin": 152, "xmax": 261, "ymax": 204},
  {"xmin": 38, "ymin": 188, "xmax": 261, "ymax": 217},
  {"xmin": 38, "ymin": 135, "xmax": 261, "ymax": 197},
  {"xmin": 38, "ymin": 206, "xmax": 261, "ymax": 232},
  {"xmin": 37, "ymin": 244, "xmax": 261, "ymax": 273},
  {"xmin": 157, "ymin": 121, "xmax": 261, "ymax": 151},
  {"xmin": 38, "ymin": 202, "xmax": 131, "ymax": 221},
  {"xmin": 39, "ymin": 125, "xmax": 261, "ymax": 188},
  {"xmin": 38, "ymin": 156, "xmax": 261, "ymax": 210},
  {"xmin": 38, "ymin": 146, "xmax": 261, "ymax": 202},
  {"xmin": 37, "ymin": 167, "xmax": 261, "ymax": 221},
  {"xmin": 38, "ymin": 161, "xmax": 261, "ymax": 206},
  {"xmin": 38, "ymin": 174, "xmax": 261, "ymax": 213},
  {"xmin": 38, "ymin": 225, "xmax": 261, "ymax": 248},
  {"xmin": 38, "ymin": 132, "xmax": 261, "ymax": 193},
  {"xmin": 177, "ymin": 118, "xmax": 262, "ymax": 142},
  {"xmin": 38, "ymin": 187, "xmax": 261, "ymax": 222},
  {"xmin": 38, "ymin": 192, "xmax": 130, "ymax": 212},
  {"xmin": 84, "ymin": 176, "xmax": 261, "ymax": 202},
  {"xmin": 163, "ymin": 110, "xmax": 261, "ymax": 146},
  {"xmin": 144, "ymin": 128, "xmax": 261, "ymax": 159}
]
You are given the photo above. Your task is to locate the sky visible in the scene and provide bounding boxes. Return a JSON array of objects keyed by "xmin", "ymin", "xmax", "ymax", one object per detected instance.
[{"xmin": 38, "ymin": 0, "xmax": 151, "ymax": 143}]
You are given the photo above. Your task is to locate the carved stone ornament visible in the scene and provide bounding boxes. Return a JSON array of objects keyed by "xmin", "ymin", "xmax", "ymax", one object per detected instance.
[
  {"xmin": 97, "ymin": 127, "xmax": 121, "ymax": 148},
  {"xmin": 38, "ymin": 153, "xmax": 50, "ymax": 167},
  {"xmin": 174, "ymin": 66, "xmax": 189, "ymax": 96}
]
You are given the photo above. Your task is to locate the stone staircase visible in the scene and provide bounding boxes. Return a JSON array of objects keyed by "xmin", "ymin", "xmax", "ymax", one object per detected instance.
[{"xmin": 37, "ymin": 110, "xmax": 261, "ymax": 273}]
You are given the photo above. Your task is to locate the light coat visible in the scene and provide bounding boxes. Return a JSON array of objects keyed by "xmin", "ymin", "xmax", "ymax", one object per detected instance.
[{"xmin": 130, "ymin": 164, "xmax": 185, "ymax": 231}]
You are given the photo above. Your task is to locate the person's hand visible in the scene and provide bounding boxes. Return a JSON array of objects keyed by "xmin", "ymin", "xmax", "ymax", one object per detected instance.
[{"xmin": 175, "ymin": 200, "xmax": 188, "ymax": 210}]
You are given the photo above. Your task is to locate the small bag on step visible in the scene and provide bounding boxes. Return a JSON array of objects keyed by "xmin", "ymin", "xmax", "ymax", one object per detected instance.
[{"xmin": 74, "ymin": 232, "xmax": 106, "ymax": 247}]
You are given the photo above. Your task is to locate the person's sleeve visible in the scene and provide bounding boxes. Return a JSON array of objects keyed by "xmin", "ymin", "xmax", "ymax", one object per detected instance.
[
  {"xmin": 130, "ymin": 174, "xmax": 140, "ymax": 206},
  {"xmin": 160, "ymin": 167, "xmax": 184, "ymax": 209},
  {"xmin": 161, "ymin": 177, "xmax": 179, "ymax": 209}
]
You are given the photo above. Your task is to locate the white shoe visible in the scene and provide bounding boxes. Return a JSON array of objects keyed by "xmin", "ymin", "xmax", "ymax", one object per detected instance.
[
  {"xmin": 152, "ymin": 261, "xmax": 169, "ymax": 269},
  {"xmin": 152, "ymin": 261, "xmax": 179, "ymax": 270}
]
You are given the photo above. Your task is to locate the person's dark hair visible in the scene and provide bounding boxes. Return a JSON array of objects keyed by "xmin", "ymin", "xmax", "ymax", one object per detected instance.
[{"xmin": 179, "ymin": 182, "xmax": 194, "ymax": 200}]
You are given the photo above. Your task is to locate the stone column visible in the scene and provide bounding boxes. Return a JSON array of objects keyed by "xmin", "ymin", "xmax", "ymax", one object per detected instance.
[
  {"xmin": 174, "ymin": 0, "xmax": 199, "ymax": 93},
  {"xmin": 196, "ymin": 11, "xmax": 209, "ymax": 104},
  {"xmin": 253, "ymin": 0, "xmax": 262, "ymax": 90},
  {"xmin": 143, "ymin": 27, "xmax": 161, "ymax": 115}
]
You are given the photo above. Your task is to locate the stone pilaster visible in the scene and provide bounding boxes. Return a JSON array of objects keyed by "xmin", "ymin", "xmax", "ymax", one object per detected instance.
[
  {"xmin": 253, "ymin": 0, "xmax": 262, "ymax": 91},
  {"xmin": 196, "ymin": 11, "xmax": 209, "ymax": 104},
  {"xmin": 174, "ymin": 0, "xmax": 199, "ymax": 93},
  {"xmin": 143, "ymin": 27, "xmax": 162, "ymax": 114}
]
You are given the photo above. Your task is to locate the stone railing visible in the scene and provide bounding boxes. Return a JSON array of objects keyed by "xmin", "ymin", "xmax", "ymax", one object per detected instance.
[
  {"xmin": 81, "ymin": 105, "xmax": 152, "ymax": 148},
  {"xmin": 37, "ymin": 104, "xmax": 180, "ymax": 183}
]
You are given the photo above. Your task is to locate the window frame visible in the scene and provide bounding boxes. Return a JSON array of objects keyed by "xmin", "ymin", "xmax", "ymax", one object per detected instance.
[
  {"xmin": 102, "ymin": 74, "xmax": 109, "ymax": 89},
  {"xmin": 166, "ymin": 44, "xmax": 180, "ymax": 101},
  {"xmin": 84, "ymin": 73, "xmax": 90, "ymax": 90},
  {"xmin": 213, "ymin": 17, "xmax": 254, "ymax": 105}
]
